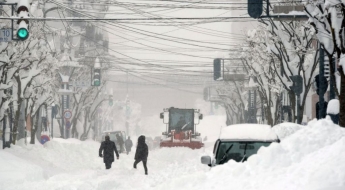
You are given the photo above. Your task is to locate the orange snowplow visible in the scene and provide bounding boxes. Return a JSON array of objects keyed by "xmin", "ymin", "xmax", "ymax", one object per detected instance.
[{"xmin": 159, "ymin": 107, "xmax": 203, "ymax": 149}]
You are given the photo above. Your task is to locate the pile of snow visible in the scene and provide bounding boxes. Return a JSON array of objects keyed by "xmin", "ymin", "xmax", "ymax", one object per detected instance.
[
  {"xmin": 272, "ymin": 122, "xmax": 304, "ymax": 140},
  {"xmin": 157, "ymin": 117, "xmax": 345, "ymax": 190},
  {"xmin": 1, "ymin": 116, "xmax": 345, "ymax": 190},
  {"xmin": 0, "ymin": 150, "xmax": 44, "ymax": 186}
]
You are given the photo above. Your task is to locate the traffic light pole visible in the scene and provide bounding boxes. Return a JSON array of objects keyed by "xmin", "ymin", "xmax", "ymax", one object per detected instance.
[
  {"xmin": 51, "ymin": 105, "xmax": 54, "ymax": 139},
  {"xmin": 319, "ymin": 46, "xmax": 326, "ymax": 119},
  {"xmin": 329, "ymin": 58, "xmax": 336, "ymax": 100},
  {"xmin": 297, "ymin": 94, "xmax": 301, "ymax": 123}
]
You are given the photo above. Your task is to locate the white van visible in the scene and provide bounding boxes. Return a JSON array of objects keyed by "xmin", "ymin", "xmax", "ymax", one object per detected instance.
[{"xmin": 201, "ymin": 124, "xmax": 280, "ymax": 166}]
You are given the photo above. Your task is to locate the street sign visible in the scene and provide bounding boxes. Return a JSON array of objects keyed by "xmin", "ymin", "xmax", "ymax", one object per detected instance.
[
  {"xmin": 65, "ymin": 120, "xmax": 71, "ymax": 129},
  {"xmin": 40, "ymin": 135, "xmax": 50, "ymax": 144},
  {"xmin": 63, "ymin": 110, "xmax": 72, "ymax": 119},
  {"xmin": 0, "ymin": 29, "xmax": 12, "ymax": 42},
  {"xmin": 223, "ymin": 73, "xmax": 246, "ymax": 81},
  {"xmin": 73, "ymin": 80, "xmax": 90, "ymax": 87},
  {"xmin": 272, "ymin": 5, "xmax": 304, "ymax": 14}
]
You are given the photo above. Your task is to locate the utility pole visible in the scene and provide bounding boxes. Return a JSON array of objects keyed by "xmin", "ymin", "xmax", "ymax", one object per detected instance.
[
  {"xmin": 126, "ymin": 71, "xmax": 128, "ymax": 95},
  {"xmin": 126, "ymin": 71, "xmax": 129, "ymax": 135}
]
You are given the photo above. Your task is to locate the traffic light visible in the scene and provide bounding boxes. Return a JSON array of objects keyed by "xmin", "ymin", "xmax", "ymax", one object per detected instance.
[
  {"xmin": 289, "ymin": 75, "xmax": 303, "ymax": 95},
  {"xmin": 93, "ymin": 68, "xmax": 101, "ymax": 86},
  {"xmin": 213, "ymin": 58, "xmax": 221, "ymax": 80},
  {"xmin": 16, "ymin": 0, "xmax": 30, "ymax": 40},
  {"xmin": 248, "ymin": 0, "xmax": 263, "ymax": 19},
  {"xmin": 314, "ymin": 74, "xmax": 328, "ymax": 96},
  {"xmin": 52, "ymin": 105, "xmax": 58, "ymax": 118}
]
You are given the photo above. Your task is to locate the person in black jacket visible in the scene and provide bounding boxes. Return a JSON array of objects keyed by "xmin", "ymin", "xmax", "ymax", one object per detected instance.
[
  {"xmin": 125, "ymin": 136, "xmax": 133, "ymax": 155},
  {"xmin": 99, "ymin": 135, "xmax": 119, "ymax": 169},
  {"xmin": 133, "ymin": 135, "xmax": 149, "ymax": 175}
]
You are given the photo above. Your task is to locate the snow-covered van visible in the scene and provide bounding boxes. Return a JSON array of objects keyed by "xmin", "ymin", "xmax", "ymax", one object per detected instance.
[{"xmin": 201, "ymin": 124, "xmax": 280, "ymax": 166}]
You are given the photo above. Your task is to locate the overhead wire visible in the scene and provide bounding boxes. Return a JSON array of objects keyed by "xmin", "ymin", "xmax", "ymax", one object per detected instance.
[
  {"xmin": 45, "ymin": 0, "xmax": 250, "ymax": 89},
  {"xmin": 47, "ymin": 0, "xmax": 246, "ymax": 60}
]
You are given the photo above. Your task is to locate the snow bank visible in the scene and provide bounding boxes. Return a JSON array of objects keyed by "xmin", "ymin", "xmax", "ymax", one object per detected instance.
[
  {"xmin": 2, "ymin": 116, "xmax": 345, "ymax": 190},
  {"xmin": 272, "ymin": 122, "xmax": 304, "ymax": 140},
  {"xmin": 0, "ymin": 150, "xmax": 44, "ymax": 188},
  {"xmin": 158, "ymin": 117, "xmax": 345, "ymax": 190}
]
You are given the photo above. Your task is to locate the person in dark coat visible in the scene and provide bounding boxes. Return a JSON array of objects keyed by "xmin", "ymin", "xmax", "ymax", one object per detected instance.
[
  {"xmin": 116, "ymin": 134, "xmax": 125, "ymax": 153},
  {"xmin": 99, "ymin": 135, "xmax": 119, "ymax": 169},
  {"xmin": 125, "ymin": 136, "xmax": 133, "ymax": 155},
  {"xmin": 133, "ymin": 135, "xmax": 149, "ymax": 175}
]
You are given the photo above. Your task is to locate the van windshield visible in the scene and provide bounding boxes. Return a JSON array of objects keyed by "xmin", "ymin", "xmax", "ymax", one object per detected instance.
[
  {"xmin": 102, "ymin": 132, "xmax": 123, "ymax": 142},
  {"xmin": 215, "ymin": 141, "xmax": 272, "ymax": 164}
]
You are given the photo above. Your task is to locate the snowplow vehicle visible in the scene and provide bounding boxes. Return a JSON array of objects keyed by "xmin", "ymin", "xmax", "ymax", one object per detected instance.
[{"xmin": 159, "ymin": 107, "xmax": 203, "ymax": 149}]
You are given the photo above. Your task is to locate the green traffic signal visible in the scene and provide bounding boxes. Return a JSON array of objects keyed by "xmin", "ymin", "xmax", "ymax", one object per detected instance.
[
  {"xmin": 109, "ymin": 100, "xmax": 113, "ymax": 106},
  {"xmin": 94, "ymin": 80, "xmax": 100, "ymax": 86},
  {"xmin": 17, "ymin": 28, "xmax": 29, "ymax": 40}
]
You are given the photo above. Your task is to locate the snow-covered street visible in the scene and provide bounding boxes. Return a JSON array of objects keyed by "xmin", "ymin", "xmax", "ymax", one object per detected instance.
[
  {"xmin": 1, "ymin": 117, "xmax": 345, "ymax": 190},
  {"xmin": 2, "ymin": 1, "xmax": 345, "ymax": 190}
]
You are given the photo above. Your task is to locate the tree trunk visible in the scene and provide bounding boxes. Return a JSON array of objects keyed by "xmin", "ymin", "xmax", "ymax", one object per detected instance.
[
  {"xmin": 339, "ymin": 68, "xmax": 345, "ymax": 127},
  {"xmin": 12, "ymin": 102, "xmax": 21, "ymax": 145},
  {"xmin": 80, "ymin": 109, "xmax": 89, "ymax": 140},
  {"xmin": 273, "ymin": 97, "xmax": 281, "ymax": 125},
  {"xmin": 225, "ymin": 106, "xmax": 233, "ymax": 125},
  {"xmin": 265, "ymin": 105, "xmax": 273, "ymax": 127},
  {"xmin": 30, "ymin": 113, "xmax": 38, "ymax": 144},
  {"xmin": 12, "ymin": 76, "xmax": 22, "ymax": 145},
  {"xmin": 289, "ymin": 91, "xmax": 296, "ymax": 123}
]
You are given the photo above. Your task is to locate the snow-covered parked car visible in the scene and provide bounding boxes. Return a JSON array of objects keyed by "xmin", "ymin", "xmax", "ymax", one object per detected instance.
[{"xmin": 201, "ymin": 124, "xmax": 280, "ymax": 166}]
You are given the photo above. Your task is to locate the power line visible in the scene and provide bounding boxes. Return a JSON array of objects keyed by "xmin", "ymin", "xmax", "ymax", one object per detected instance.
[{"xmin": 0, "ymin": 16, "xmax": 252, "ymax": 21}]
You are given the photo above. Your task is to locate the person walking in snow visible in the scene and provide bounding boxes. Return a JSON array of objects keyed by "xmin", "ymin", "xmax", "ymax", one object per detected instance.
[
  {"xmin": 99, "ymin": 135, "xmax": 119, "ymax": 169},
  {"xmin": 133, "ymin": 135, "xmax": 149, "ymax": 175},
  {"xmin": 125, "ymin": 136, "xmax": 133, "ymax": 155},
  {"xmin": 116, "ymin": 133, "xmax": 125, "ymax": 153}
]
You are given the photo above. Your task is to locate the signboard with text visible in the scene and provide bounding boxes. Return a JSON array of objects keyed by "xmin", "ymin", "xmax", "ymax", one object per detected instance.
[{"xmin": 0, "ymin": 29, "xmax": 12, "ymax": 42}]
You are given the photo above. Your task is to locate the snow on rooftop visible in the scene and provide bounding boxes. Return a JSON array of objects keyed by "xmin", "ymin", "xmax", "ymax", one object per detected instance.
[{"xmin": 219, "ymin": 124, "xmax": 279, "ymax": 141}]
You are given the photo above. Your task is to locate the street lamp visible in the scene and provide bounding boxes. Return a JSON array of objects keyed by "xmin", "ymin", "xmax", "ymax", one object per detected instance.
[
  {"xmin": 244, "ymin": 77, "xmax": 259, "ymax": 124},
  {"xmin": 57, "ymin": 73, "xmax": 75, "ymax": 139}
]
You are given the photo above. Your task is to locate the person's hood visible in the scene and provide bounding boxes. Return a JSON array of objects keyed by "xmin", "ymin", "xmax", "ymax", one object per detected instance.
[{"xmin": 138, "ymin": 135, "xmax": 145, "ymax": 144}]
